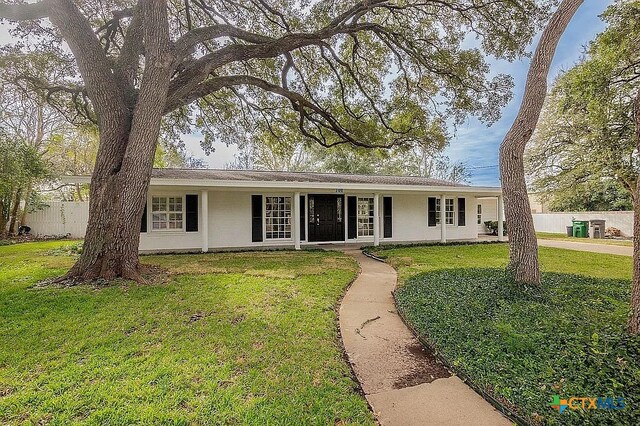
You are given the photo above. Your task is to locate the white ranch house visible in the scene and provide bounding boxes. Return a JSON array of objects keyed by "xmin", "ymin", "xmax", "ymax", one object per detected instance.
[{"xmin": 46, "ymin": 169, "xmax": 504, "ymax": 252}]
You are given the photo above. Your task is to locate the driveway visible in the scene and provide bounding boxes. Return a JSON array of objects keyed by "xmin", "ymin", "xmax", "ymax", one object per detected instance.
[{"xmin": 537, "ymin": 239, "xmax": 632, "ymax": 256}]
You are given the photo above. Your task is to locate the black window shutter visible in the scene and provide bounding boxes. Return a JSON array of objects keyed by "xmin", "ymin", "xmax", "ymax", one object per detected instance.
[
  {"xmin": 186, "ymin": 194, "xmax": 199, "ymax": 232},
  {"xmin": 300, "ymin": 195, "xmax": 306, "ymax": 241},
  {"xmin": 140, "ymin": 203, "xmax": 147, "ymax": 233},
  {"xmin": 251, "ymin": 195, "xmax": 263, "ymax": 242},
  {"xmin": 458, "ymin": 198, "xmax": 466, "ymax": 227},
  {"xmin": 347, "ymin": 196, "xmax": 357, "ymax": 239},
  {"xmin": 383, "ymin": 197, "xmax": 392, "ymax": 238},
  {"xmin": 428, "ymin": 197, "xmax": 437, "ymax": 227}
]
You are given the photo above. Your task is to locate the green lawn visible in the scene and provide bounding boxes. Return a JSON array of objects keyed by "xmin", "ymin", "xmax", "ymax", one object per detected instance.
[
  {"xmin": 373, "ymin": 243, "xmax": 639, "ymax": 426},
  {"xmin": 0, "ymin": 241, "xmax": 374, "ymax": 425},
  {"xmin": 537, "ymin": 232, "xmax": 633, "ymax": 247}
]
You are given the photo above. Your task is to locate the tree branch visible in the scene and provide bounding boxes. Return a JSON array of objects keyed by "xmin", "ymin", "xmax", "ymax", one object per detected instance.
[
  {"xmin": 174, "ymin": 24, "xmax": 273, "ymax": 60},
  {"xmin": 116, "ymin": 5, "xmax": 144, "ymax": 87},
  {"xmin": 168, "ymin": 22, "xmax": 381, "ymax": 107},
  {"xmin": 46, "ymin": 0, "xmax": 128, "ymax": 124},
  {"xmin": 166, "ymin": 74, "xmax": 399, "ymax": 148}
]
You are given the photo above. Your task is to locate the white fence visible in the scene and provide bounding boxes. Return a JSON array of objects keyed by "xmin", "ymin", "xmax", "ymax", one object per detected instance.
[
  {"xmin": 532, "ymin": 211, "xmax": 633, "ymax": 237},
  {"xmin": 24, "ymin": 201, "xmax": 89, "ymax": 238}
]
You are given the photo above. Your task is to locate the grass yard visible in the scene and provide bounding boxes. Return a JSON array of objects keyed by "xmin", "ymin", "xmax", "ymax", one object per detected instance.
[
  {"xmin": 537, "ymin": 232, "xmax": 633, "ymax": 247},
  {"xmin": 0, "ymin": 241, "xmax": 374, "ymax": 425},
  {"xmin": 372, "ymin": 243, "xmax": 639, "ymax": 426}
]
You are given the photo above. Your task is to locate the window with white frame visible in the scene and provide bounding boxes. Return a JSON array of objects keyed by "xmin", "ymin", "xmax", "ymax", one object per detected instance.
[
  {"xmin": 435, "ymin": 198, "xmax": 441, "ymax": 224},
  {"xmin": 445, "ymin": 198, "xmax": 455, "ymax": 225},
  {"xmin": 265, "ymin": 196, "xmax": 292, "ymax": 239},
  {"xmin": 477, "ymin": 204, "xmax": 482, "ymax": 225},
  {"xmin": 357, "ymin": 197, "xmax": 374, "ymax": 237},
  {"xmin": 151, "ymin": 196, "xmax": 183, "ymax": 230}
]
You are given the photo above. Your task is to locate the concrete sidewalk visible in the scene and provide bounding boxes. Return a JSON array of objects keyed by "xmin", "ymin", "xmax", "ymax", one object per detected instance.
[
  {"xmin": 339, "ymin": 249, "xmax": 511, "ymax": 426},
  {"xmin": 538, "ymin": 239, "xmax": 632, "ymax": 256}
]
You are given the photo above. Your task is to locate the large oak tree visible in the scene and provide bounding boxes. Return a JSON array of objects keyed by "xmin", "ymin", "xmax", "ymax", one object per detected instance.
[
  {"xmin": 529, "ymin": 0, "xmax": 640, "ymax": 333},
  {"xmin": 0, "ymin": 0, "xmax": 549, "ymax": 281},
  {"xmin": 499, "ymin": 0, "xmax": 583, "ymax": 285},
  {"xmin": 527, "ymin": 19, "xmax": 638, "ymax": 213}
]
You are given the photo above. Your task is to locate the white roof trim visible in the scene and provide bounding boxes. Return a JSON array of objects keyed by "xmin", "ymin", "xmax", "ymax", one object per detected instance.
[{"xmin": 61, "ymin": 175, "xmax": 502, "ymax": 195}]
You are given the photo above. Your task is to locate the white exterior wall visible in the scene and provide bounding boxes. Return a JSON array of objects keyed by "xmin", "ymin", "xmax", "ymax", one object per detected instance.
[
  {"xmin": 208, "ymin": 191, "xmax": 254, "ymax": 249},
  {"xmin": 24, "ymin": 187, "xmax": 494, "ymax": 251},
  {"xmin": 532, "ymin": 212, "xmax": 633, "ymax": 237},
  {"xmin": 139, "ymin": 189, "xmax": 203, "ymax": 252},
  {"xmin": 389, "ymin": 194, "xmax": 477, "ymax": 243},
  {"xmin": 529, "ymin": 193, "xmax": 548, "ymax": 213},
  {"xmin": 24, "ymin": 201, "xmax": 89, "ymax": 238}
]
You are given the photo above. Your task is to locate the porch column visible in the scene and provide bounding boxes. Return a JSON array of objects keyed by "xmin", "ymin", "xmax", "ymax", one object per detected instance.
[
  {"xmin": 294, "ymin": 192, "xmax": 301, "ymax": 250},
  {"xmin": 373, "ymin": 193, "xmax": 380, "ymax": 246},
  {"xmin": 201, "ymin": 190, "xmax": 209, "ymax": 252},
  {"xmin": 440, "ymin": 194, "xmax": 447, "ymax": 243},
  {"xmin": 497, "ymin": 195, "xmax": 505, "ymax": 242}
]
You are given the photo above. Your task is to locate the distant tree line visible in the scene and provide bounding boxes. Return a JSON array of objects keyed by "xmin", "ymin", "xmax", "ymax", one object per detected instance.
[
  {"xmin": 527, "ymin": 2, "xmax": 639, "ymax": 212},
  {"xmin": 0, "ymin": 53, "xmax": 203, "ymax": 236},
  {"xmin": 226, "ymin": 135, "xmax": 470, "ymax": 183}
]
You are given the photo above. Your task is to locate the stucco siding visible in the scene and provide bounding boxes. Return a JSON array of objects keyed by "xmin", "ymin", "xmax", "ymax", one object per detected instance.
[
  {"xmin": 208, "ymin": 191, "xmax": 255, "ymax": 248},
  {"xmin": 139, "ymin": 231, "xmax": 202, "ymax": 252},
  {"xmin": 139, "ymin": 189, "xmax": 202, "ymax": 252},
  {"xmin": 25, "ymin": 187, "xmax": 495, "ymax": 252},
  {"xmin": 387, "ymin": 194, "xmax": 476, "ymax": 242}
]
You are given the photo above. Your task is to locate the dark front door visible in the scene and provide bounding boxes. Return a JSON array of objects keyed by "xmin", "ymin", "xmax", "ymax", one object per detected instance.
[{"xmin": 309, "ymin": 195, "xmax": 345, "ymax": 242}]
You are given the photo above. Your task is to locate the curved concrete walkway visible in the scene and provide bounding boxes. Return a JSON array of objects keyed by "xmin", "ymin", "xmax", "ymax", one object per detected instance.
[{"xmin": 339, "ymin": 248, "xmax": 511, "ymax": 426}]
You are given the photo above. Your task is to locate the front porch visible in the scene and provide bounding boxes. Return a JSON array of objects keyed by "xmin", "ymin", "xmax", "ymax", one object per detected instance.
[
  {"xmin": 56, "ymin": 169, "xmax": 504, "ymax": 253},
  {"xmin": 141, "ymin": 189, "xmax": 505, "ymax": 253}
]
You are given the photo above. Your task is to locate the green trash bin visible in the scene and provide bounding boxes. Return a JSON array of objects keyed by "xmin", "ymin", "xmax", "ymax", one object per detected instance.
[
  {"xmin": 572, "ymin": 220, "xmax": 589, "ymax": 238},
  {"xmin": 580, "ymin": 220, "xmax": 590, "ymax": 237}
]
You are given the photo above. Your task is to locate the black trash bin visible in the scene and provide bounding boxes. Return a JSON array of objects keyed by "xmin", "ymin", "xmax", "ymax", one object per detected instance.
[{"xmin": 566, "ymin": 225, "xmax": 573, "ymax": 237}]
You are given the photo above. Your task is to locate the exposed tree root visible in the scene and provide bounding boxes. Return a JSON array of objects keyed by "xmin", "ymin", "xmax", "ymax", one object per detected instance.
[{"xmin": 35, "ymin": 263, "xmax": 166, "ymax": 289}]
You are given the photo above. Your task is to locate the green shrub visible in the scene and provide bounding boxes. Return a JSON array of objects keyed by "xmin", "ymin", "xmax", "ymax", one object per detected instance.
[
  {"xmin": 395, "ymin": 268, "xmax": 639, "ymax": 425},
  {"xmin": 363, "ymin": 240, "xmax": 506, "ymax": 259},
  {"xmin": 484, "ymin": 221, "xmax": 507, "ymax": 236}
]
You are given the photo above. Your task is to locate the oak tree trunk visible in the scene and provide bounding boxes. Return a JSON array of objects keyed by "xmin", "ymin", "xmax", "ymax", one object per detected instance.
[
  {"xmin": 499, "ymin": 0, "xmax": 583, "ymax": 285},
  {"xmin": 0, "ymin": 200, "xmax": 6, "ymax": 236},
  {"xmin": 8, "ymin": 189, "xmax": 21, "ymax": 235},
  {"xmin": 628, "ymin": 89, "xmax": 640, "ymax": 334},
  {"xmin": 59, "ymin": 1, "xmax": 173, "ymax": 283}
]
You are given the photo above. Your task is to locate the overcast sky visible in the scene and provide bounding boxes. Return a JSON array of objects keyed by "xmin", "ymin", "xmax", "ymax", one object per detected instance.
[{"xmin": 0, "ymin": 1, "xmax": 613, "ymax": 183}]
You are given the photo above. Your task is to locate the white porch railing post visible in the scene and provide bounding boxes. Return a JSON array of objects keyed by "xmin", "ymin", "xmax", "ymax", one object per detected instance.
[
  {"xmin": 498, "ymin": 195, "xmax": 505, "ymax": 242},
  {"xmin": 294, "ymin": 192, "xmax": 301, "ymax": 250},
  {"xmin": 201, "ymin": 190, "xmax": 209, "ymax": 252},
  {"xmin": 440, "ymin": 194, "xmax": 447, "ymax": 243},
  {"xmin": 373, "ymin": 193, "xmax": 380, "ymax": 246}
]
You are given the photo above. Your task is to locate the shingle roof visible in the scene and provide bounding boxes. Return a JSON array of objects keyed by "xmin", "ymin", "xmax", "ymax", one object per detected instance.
[{"xmin": 151, "ymin": 168, "xmax": 467, "ymax": 187}]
